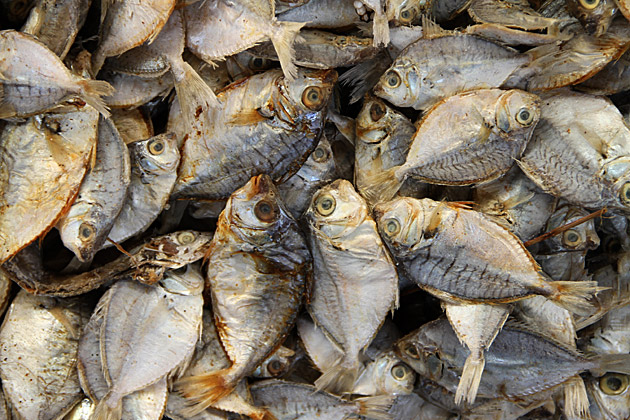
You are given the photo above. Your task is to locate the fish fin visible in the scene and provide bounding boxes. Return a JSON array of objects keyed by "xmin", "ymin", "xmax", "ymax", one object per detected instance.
[
  {"xmin": 269, "ymin": 20, "xmax": 306, "ymax": 81},
  {"xmin": 172, "ymin": 60, "xmax": 220, "ymax": 130},
  {"xmin": 226, "ymin": 109, "xmax": 269, "ymax": 126},
  {"xmin": 356, "ymin": 395, "xmax": 394, "ymax": 420},
  {"xmin": 314, "ymin": 363, "xmax": 361, "ymax": 394},
  {"xmin": 92, "ymin": 393, "xmax": 123, "ymax": 420},
  {"xmin": 362, "ymin": 167, "xmax": 403, "ymax": 206},
  {"xmin": 422, "ymin": 15, "xmax": 451, "ymax": 39},
  {"xmin": 591, "ymin": 353, "xmax": 630, "ymax": 377},
  {"xmin": 563, "ymin": 375, "xmax": 590, "ymax": 419},
  {"xmin": 455, "ymin": 354, "xmax": 485, "ymax": 405},
  {"xmin": 549, "ymin": 281, "xmax": 604, "ymax": 316},
  {"xmin": 338, "ymin": 52, "xmax": 392, "ymax": 103},
  {"xmin": 77, "ymin": 79, "xmax": 115, "ymax": 118},
  {"xmin": 176, "ymin": 369, "xmax": 236, "ymax": 416},
  {"xmin": 372, "ymin": 11, "xmax": 390, "ymax": 47},
  {"xmin": 248, "ymin": 410, "xmax": 278, "ymax": 420}
]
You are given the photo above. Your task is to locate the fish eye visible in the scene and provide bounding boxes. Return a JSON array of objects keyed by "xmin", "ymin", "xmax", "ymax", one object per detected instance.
[
  {"xmin": 579, "ymin": 0, "xmax": 600, "ymax": 9},
  {"xmin": 382, "ymin": 218, "xmax": 401, "ymax": 236},
  {"xmin": 403, "ymin": 343, "xmax": 420, "ymax": 359},
  {"xmin": 399, "ymin": 7, "xmax": 416, "ymax": 23},
  {"xmin": 599, "ymin": 373, "xmax": 629, "ymax": 395},
  {"xmin": 515, "ymin": 107, "xmax": 535, "ymax": 126},
  {"xmin": 302, "ymin": 86, "xmax": 325, "ymax": 110},
  {"xmin": 148, "ymin": 138, "xmax": 165, "ymax": 155},
  {"xmin": 384, "ymin": 71, "xmax": 401, "ymax": 89},
  {"xmin": 79, "ymin": 223, "xmax": 95, "ymax": 241},
  {"xmin": 315, "ymin": 194, "xmax": 336, "ymax": 216},
  {"xmin": 370, "ymin": 102, "xmax": 385, "ymax": 122},
  {"xmin": 312, "ymin": 146, "xmax": 329, "ymax": 163},
  {"xmin": 249, "ymin": 57, "xmax": 268, "ymax": 71},
  {"xmin": 562, "ymin": 229, "xmax": 583, "ymax": 248},
  {"xmin": 267, "ymin": 359, "xmax": 285, "ymax": 376},
  {"xmin": 177, "ymin": 231, "xmax": 196, "ymax": 245},
  {"xmin": 621, "ymin": 182, "xmax": 630, "ymax": 204},
  {"xmin": 254, "ymin": 199, "xmax": 278, "ymax": 222},
  {"xmin": 391, "ymin": 363, "xmax": 410, "ymax": 380}
]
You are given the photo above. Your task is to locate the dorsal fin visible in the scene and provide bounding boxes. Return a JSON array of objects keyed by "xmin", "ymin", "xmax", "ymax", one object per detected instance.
[{"xmin": 422, "ymin": 15, "xmax": 452, "ymax": 39}]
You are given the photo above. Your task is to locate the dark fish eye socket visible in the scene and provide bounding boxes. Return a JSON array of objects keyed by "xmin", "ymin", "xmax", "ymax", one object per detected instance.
[
  {"xmin": 385, "ymin": 71, "xmax": 401, "ymax": 88},
  {"xmin": 621, "ymin": 183, "xmax": 630, "ymax": 204},
  {"xmin": 249, "ymin": 57, "xmax": 267, "ymax": 70},
  {"xmin": 383, "ymin": 218, "xmax": 401, "ymax": 236},
  {"xmin": 370, "ymin": 102, "xmax": 385, "ymax": 122},
  {"xmin": 148, "ymin": 139, "xmax": 165, "ymax": 155},
  {"xmin": 79, "ymin": 223, "xmax": 95, "ymax": 241},
  {"xmin": 516, "ymin": 107, "xmax": 534, "ymax": 126},
  {"xmin": 312, "ymin": 146, "xmax": 329, "ymax": 163},
  {"xmin": 600, "ymin": 373, "xmax": 629, "ymax": 395},
  {"xmin": 268, "ymin": 359, "xmax": 285, "ymax": 376},
  {"xmin": 579, "ymin": 0, "xmax": 600, "ymax": 8},
  {"xmin": 399, "ymin": 7, "xmax": 416, "ymax": 23},
  {"xmin": 404, "ymin": 344, "xmax": 420, "ymax": 359},
  {"xmin": 254, "ymin": 199, "xmax": 277, "ymax": 222},
  {"xmin": 302, "ymin": 86, "xmax": 325, "ymax": 110},
  {"xmin": 562, "ymin": 229, "xmax": 582, "ymax": 247},
  {"xmin": 177, "ymin": 231, "xmax": 196, "ymax": 245},
  {"xmin": 315, "ymin": 194, "xmax": 336, "ymax": 216},
  {"xmin": 391, "ymin": 364, "xmax": 409, "ymax": 380}
]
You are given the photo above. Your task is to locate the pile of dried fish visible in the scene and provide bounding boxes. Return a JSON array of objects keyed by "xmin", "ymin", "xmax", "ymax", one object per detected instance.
[{"xmin": 2, "ymin": 0, "xmax": 630, "ymax": 419}]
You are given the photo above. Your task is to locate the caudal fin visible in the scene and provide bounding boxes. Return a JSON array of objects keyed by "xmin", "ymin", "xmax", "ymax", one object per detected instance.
[
  {"xmin": 549, "ymin": 281, "xmax": 604, "ymax": 316},
  {"xmin": 356, "ymin": 395, "xmax": 394, "ymax": 420},
  {"xmin": 248, "ymin": 409, "xmax": 278, "ymax": 420},
  {"xmin": 92, "ymin": 393, "xmax": 123, "ymax": 420},
  {"xmin": 372, "ymin": 11, "xmax": 390, "ymax": 47},
  {"xmin": 269, "ymin": 20, "xmax": 306, "ymax": 81},
  {"xmin": 78, "ymin": 79, "xmax": 115, "ymax": 118},
  {"xmin": 171, "ymin": 59, "xmax": 220, "ymax": 130},
  {"xmin": 455, "ymin": 355, "xmax": 485, "ymax": 405},
  {"xmin": 362, "ymin": 167, "xmax": 403, "ymax": 206},
  {"xmin": 314, "ymin": 363, "xmax": 361, "ymax": 394},
  {"xmin": 563, "ymin": 375, "xmax": 590, "ymax": 419},
  {"xmin": 176, "ymin": 369, "xmax": 237, "ymax": 416}
]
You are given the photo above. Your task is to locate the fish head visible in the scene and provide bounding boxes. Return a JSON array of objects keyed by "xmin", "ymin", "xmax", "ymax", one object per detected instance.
[
  {"xmin": 281, "ymin": 68, "xmax": 338, "ymax": 115},
  {"xmin": 134, "ymin": 231, "xmax": 213, "ymax": 269},
  {"xmin": 375, "ymin": 351, "xmax": 417, "ymax": 395},
  {"xmin": 356, "ymin": 96, "xmax": 396, "ymax": 144},
  {"xmin": 228, "ymin": 174, "xmax": 295, "ymax": 245},
  {"xmin": 253, "ymin": 346, "xmax": 296, "ymax": 378},
  {"xmin": 395, "ymin": 330, "xmax": 445, "ymax": 383},
  {"xmin": 387, "ymin": 0, "xmax": 423, "ymax": 25},
  {"xmin": 603, "ymin": 156, "xmax": 630, "ymax": 213},
  {"xmin": 374, "ymin": 197, "xmax": 432, "ymax": 256},
  {"xmin": 545, "ymin": 205, "xmax": 600, "ymax": 252},
  {"xmin": 567, "ymin": 0, "xmax": 617, "ymax": 36},
  {"xmin": 132, "ymin": 133, "xmax": 180, "ymax": 175},
  {"xmin": 587, "ymin": 372, "xmax": 630, "ymax": 420},
  {"xmin": 494, "ymin": 90, "xmax": 541, "ymax": 137},
  {"xmin": 374, "ymin": 59, "xmax": 424, "ymax": 109},
  {"xmin": 58, "ymin": 211, "xmax": 104, "ymax": 263},
  {"xmin": 226, "ymin": 51, "xmax": 274, "ymax": 81},
  {"xmin": 306, "ymin": 179, "xmax": 368, "ymax": 239}
]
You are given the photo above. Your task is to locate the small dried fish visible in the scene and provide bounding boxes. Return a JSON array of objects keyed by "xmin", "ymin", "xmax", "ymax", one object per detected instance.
[
  {"xmin": 276, "ymin": 0, "xmax": 362, "ymax": 29},
  {"xmin": 0, "ymin": 30, "xmax": 113, "ymax": 118},
  {"xmin": 0, "ymin": 290, "xmax": 91, "ymax": 420},
  {"xmin": 566, "ymin": 0, "xmax": 618, "ymax": 35},
  {"xmin": 353, "ymin": 350, "xmax": 416, "ymax": 396}
]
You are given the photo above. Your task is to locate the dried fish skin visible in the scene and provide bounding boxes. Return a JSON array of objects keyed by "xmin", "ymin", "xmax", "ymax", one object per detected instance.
[
  {"xmin": 469, "ymin": 0, "xmax": 566, "ymax": 30},
  {"xmin": 250, "ymin": 379, "xmax": 392, "ymax": 420},
  {"xmin": 374, "ymin": 197, "xmax": 599, "ymax": 313},
  {"xmin": 277, "ymin": 0, "xmax": 362, "ymax": 28},
  {"xmin": 56, "ymin": 116, "xmax": 131, "ymax": 262},
  {"xmin": 172, "ymin": 68, "xmax": 336, "ymax": 201},
  {"xmin": 306, "ymin": 179, "xmax": 398, "ymax": 393},
  {"xmin": 373, "ymin": 34, "xmax": 529, "ymax": 110},
  {"xmin": 92, "ymin": 266, "xmax": 204, "ymax": 419},
  {"xmin": 518, "ymin": 90, "xmax": 630, "ymax": 213},
  {"xmin": 567, "ymin": 0, "xmax": 618, "ymax": 35},
  {"xmin": 91, "ymin": 0, "xmax": 176, "ymax": 75},
  {"xmin": 102, "ymin": 71, "xmax": 173, "ymax": 109},
  {"xmin": 0, "ymin": 107, "xmax": 98, "ymax": 264},
  {"xmin": 21, "ymin": 0, "xmax": 91, "ymax": 59},
  {"xmin": 104, "ymin": 133, "xmax": 180, "ymax": 247},
  {"xmin": 185, "ymin": 0, "xmax": 304, "ymax": 81},
  {"xmin": 0, "ymin": 290, "xmax": 91, "ymax": 420},
  {"xmin": 397, "ymin": 318, "xmax": 630, "ymax": 402},
  {"xmin": 364, "ymin": 88, "xmax": 540, "ymax": 203},
  {"xmin": 178, "ymin": 175, "xmax": 310, "ymax": 412},
  {"xmin": 277, "ymin": 135, "xmax": 338, "ymax": 219},
  {"xmin": 110, "ymin": 107, "xmax": 153, "ymax": 145},
  {"xmin": 577, "ymin": 50, "xmax": 630, "ymax": 94},
  {"xmin": 0, "ymin": 30, "xmax": 114, "ymax": 118}
]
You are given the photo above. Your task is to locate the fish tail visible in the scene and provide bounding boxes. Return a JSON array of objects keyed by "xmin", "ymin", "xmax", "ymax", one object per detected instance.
[
  {"xmin": 371, "ymin": 11, "xmax": 390, "ymax": 47},
  {"xmin": 92, "ymin": 393, "xmax": 123, "ymax": 420},
  {"xmin": 563, "ymin": 375, "xmax": 590, "ymax": 419},
  {"xmin": 270, "ymin": 20, "xmax": 306, "ymax": 81},
  {"xmin": 356, "ymin": 395, "xmax": 394, "ymax": 420},
  {"xmin": 171, "ymin": 59, "xmax": 220, "ymax": 129},
  {"xmin": 591, "ymin": 353, "xmax": 630, "ymax": 377},
  {"xmin": 455, "ymin": 354, "xmax": 485, "ymax": 405},
  {"xmin": 249, "ymin": 409, "xmax": 278, "ymax": 420},
  {"xmin": 362, "ymin": 167, "xmax": 403, "ymax": 206},
  {"xmin": 548, "ymin": 281, "xmax": 603, "ymax": 316},
  {"xmin": 314, "ymin": 362, "xmax": 361, "ymax": 394},
  {"xmin": 78, "ymin": 79, "xmax": 115, "ymax": 118},
  {"xmin": 176, "ymin": 369, "xmax": 236, "ymax": 416}
]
